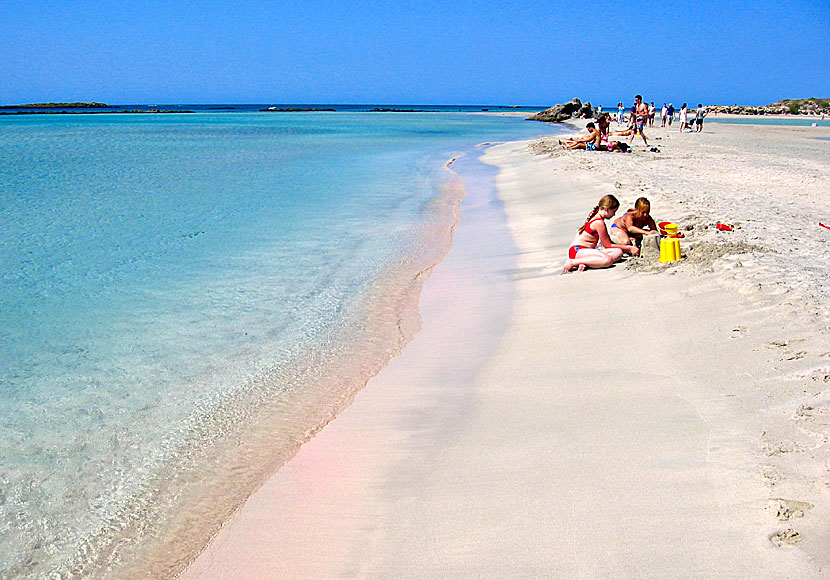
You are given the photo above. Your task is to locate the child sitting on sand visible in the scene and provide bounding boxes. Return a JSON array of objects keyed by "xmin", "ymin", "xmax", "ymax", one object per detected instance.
[
  {"xmin": 609, "ymin": 197, "xmax": 660, "ymax": 247},
  {"xmin": 563, "ymin": 194, "xmax": 639, "ymax": 272}
]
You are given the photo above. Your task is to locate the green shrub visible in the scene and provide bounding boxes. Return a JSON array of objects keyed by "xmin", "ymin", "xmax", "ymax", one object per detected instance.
[{"xmin": 789, "ymin": 104, "xmax": 800, "ymax": 114}]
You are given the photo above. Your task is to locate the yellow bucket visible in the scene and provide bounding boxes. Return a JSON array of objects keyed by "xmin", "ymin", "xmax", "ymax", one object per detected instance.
[
  {"xmin": 663, "ymin": 222, "xmax": 679, "ymax": 236},
  {"xmin": 659, "ymin": 238, "xmax": 682, "ymax": 263}
]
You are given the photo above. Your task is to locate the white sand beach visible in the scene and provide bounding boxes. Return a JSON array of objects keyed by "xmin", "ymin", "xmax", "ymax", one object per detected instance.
[{"xmin": 179, "ymin": 119, "xmax": 830, "ymax": 579}]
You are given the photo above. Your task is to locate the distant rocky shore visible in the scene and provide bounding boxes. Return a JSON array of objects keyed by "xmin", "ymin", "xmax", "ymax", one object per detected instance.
[
  {"xmin": 0, "ymin": 109, "xmax": 194, "ymax": 115},
  {"xmin": 709, "ymin": 98, "xmax": 829, "ymax": 116},
  {"xmin": 0, "ymin": 101, "xmax": 110, "ymax": 109},
  {"xmin": 0, "ymin": 102, "xmax": 195, "ymax": 115},
  {"xmin": 528, "ymin": 97, "xmax": 829, "ymax": 123}
]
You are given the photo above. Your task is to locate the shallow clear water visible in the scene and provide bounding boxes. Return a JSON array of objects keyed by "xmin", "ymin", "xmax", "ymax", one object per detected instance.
[{"xmin": 0, "ymin": 111, "xmax": 552, "ymax": 578}]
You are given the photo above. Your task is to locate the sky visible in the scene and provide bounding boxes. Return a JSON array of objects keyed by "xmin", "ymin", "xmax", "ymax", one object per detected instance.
[{"xmin": 1, "ymin": 0, "xmax": 828, "ymax": 106}]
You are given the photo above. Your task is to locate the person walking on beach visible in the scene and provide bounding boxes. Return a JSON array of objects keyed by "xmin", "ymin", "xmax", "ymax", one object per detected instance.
[
  {"xmin": 694, "ymin": 104, "xmax": 707, "ymax": 132},
  {"xmin": 667, "ymin": 103, "xmax": 675, "ymax": 127},
  {"xmin": 661, "ymin": 103, "xmax": 668, "ymax": 127},
  {"xmin": 629, "ymin": 95, "xmax": 649, "ymax": 146},
  {"xmin": 563, "ymin": 194, "xmax": 639, "ymax": 272},
  {"xmin": 648, "ymin": 102, "xmax": 656, "ymax": 127},
  {"xmin": 617, "ymin": 101, "xmax": 625, "ymax": 124},
  {"xmin": 679, "ymin": 103, "xmax": 689, "ymax": 132}
]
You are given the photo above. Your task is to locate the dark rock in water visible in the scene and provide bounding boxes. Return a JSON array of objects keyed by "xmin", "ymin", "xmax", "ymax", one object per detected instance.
[
  {"xmin": 528, "ymin": 98, "xmax": 595, "ymax": 122},
  {"xmin": 369, "ymin": 108, "xmax": 434, "ymax": 112},
  {"xmin": 260, "ymin": 107, "xmax": 337, "ymax": 112}
]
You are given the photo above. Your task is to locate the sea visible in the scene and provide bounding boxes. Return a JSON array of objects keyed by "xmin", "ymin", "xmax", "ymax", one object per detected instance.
[{"xmin": 0, "ymin": 106, "xmax": 553, "ymax": 579}]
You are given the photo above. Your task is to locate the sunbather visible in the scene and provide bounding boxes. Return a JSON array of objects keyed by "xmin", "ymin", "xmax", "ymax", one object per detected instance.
[{"xmin": 559, "ymin": 123, "xmax": 600, "ymax": 150}]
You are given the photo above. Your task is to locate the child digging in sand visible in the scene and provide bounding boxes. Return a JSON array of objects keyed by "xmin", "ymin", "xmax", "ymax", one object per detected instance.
[
  {"xmin": 609, "ymin": 197, "xmax": 660, "ymax": 246},
  {"xmin": 563, "ymin": 194, "xmax": 639, "ymax": 272}
]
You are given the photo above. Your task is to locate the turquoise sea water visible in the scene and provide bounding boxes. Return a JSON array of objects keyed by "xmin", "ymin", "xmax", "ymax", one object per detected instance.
[{"xmin": 0, "ymin": 111, "xmax": 552, "ymax": 579}]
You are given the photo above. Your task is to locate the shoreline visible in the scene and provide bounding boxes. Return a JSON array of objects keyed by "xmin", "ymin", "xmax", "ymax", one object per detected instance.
[
  {"xmin": 180, "ymin": 121, "xmax": 829, "ymax": 578},
  {"xmin": 62, "ymin": 157, "xmax": 471, "ymax": 580},
  {"xmin": 179, "ymin": 146, "xmax": 522, "ymax": 579}
]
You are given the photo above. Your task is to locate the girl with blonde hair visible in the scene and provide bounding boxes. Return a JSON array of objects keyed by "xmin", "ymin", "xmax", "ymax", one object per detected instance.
[
  {"xmin": 563, "ymin": 194, "xmax": 639, "ymax": 272},
  {"xmin": 609, "ymin": 197, "xmax": 660, "ymax": 246}
]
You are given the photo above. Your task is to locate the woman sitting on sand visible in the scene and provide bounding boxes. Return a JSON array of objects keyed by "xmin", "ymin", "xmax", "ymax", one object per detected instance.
[
  {"xmin": 559, "ymin": 122, "xmax": 600, "ymax": 150},
  {"xmin": 563, "ymin": 194, "xmax": 639, "ymax": 272},
  {"xmin": 596, "ymin": 114, "xmax": 630, "ymax": 152},
  {"xmin": 609, "ymin": 197, "xmax": 660, "ymax": 246}
]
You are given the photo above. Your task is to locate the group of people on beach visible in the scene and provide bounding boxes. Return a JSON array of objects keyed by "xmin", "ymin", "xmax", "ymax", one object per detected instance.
[
  {"xmin": 558, "ymin": 93, "xmax": 713, "ymax": 272},
  {"xmin": 655, "ymin": 101, "xmax": 710, "ymax": 132},
  {"xmin": 562, "ymin": 195, "xmax": 660, "ymax": 273},
  {"xmin": 560, "ymin": 97, "xmax": 659, "ymax": 152},
  {"xmin": 558, "ymin": 113, "xmax": 631, "ymax": 152},
  {"xmin": 568, "ymin": 97, "xmax": 710, "ymax": 155},
  {"xmin": 564, "ymin": 95, "xmax": 653, "ymax": 151}
]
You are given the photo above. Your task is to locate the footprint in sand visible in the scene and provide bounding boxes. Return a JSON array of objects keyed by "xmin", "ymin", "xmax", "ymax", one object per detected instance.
[
  {"xmin": 770, "ymin": 528, "xmax": 802, "ymax": 547},
  {"xmin": 767, "ymin": 498, "xmax": 813, "ymax": 521}
]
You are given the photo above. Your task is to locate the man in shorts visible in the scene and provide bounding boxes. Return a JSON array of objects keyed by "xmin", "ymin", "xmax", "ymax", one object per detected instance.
[
  {"xmin": 628, "ymin": 94, "xmax": 649, "ymax": 146},
  {"xmin": 694, "ymin": 104, "xmax": 707, "ymax": 132}
]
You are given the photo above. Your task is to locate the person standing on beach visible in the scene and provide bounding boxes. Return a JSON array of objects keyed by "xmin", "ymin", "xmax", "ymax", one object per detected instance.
[
  {"xmin": 648, "ymin": 102, "xmax": 656, "ymax": 127},
  {"xmin": 629, "ymin": 95, "xmax": 649, "ymax": 146},
  {"xmin": 694, "ymin": 104, "xmax": 707, "ymax": 132},
  {"xmin": 679, "ymin": 103, "xmax": 689, "ymax": 132},
  {"xmin": 667, "ymin": 103, "xmax": 675, "ymax": 126},
  {"xmin": 661, "ymin": 103, "xmax": 668, "ymax": 127},
  {"xmin": 618, "ymin": 101, "xmax": 625, "ymax": 124}
]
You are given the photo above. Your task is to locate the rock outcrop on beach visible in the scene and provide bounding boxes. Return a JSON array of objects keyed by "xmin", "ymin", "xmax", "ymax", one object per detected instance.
[
  {"xmin": 710, "ymin": 98, "xmax": 830, "ymax": 116},
  {"xmin": 527, "ymin": 98, "xmax": 596, "ymax": 122}
]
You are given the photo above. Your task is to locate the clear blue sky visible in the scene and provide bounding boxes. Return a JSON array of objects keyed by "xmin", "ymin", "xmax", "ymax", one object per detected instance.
[{"xmin": 1, "ymin": 0, "xmax": 827, "ymax": 106}]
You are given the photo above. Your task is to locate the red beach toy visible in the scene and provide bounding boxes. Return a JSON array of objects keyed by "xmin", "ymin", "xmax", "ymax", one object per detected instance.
[
  {"xmin": 715, "ymin": 222, "xmax": 733, "ymax": 232},
  {"xmin": 658, "ymin": 222, "xmax": 684, "ymax": 238},
  {"xmin": 820, "ymin": 222, "xmax": 830, "ymax": 230}
]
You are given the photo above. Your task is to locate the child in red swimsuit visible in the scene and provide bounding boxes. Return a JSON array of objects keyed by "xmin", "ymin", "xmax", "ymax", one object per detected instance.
[{"xmin": 563, "ymin": 194, "xmax": 640, "ymax": 272}]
